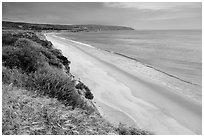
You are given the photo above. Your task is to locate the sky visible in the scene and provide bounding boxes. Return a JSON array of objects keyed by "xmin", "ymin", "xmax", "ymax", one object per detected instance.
[{"xmin": 2, "ymin": 2, "xmax": 202, "ymax": 30}]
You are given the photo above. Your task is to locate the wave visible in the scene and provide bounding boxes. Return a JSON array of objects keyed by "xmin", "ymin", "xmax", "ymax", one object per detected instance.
[
  {"xmin": 59, "ymin": 36, "xmax": 96, "ymax": 48},
  {"xmin": 107, "ymin": 51, "xmax": 200, "ymax": 86}
]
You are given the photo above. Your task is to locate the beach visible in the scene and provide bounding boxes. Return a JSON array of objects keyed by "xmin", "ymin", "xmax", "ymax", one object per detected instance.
[{"xmin": 46, "ymin": 33, "xmax": 202, "ymax": 135}]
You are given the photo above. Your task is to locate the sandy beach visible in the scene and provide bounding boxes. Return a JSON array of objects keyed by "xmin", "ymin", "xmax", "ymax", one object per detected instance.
[{"xmin": 46, "ymin": 33, "xmax": 202, "ymax": 135}]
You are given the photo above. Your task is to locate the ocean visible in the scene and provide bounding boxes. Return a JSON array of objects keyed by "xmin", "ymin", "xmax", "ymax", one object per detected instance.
[{"xmin": 57, "ymin": 30, "xmax": 202, "ymax": 100}]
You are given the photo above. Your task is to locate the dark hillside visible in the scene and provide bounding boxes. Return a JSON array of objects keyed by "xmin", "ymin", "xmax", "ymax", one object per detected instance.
[
  {"xmin": 2, "ymin": 21, "xmax": 134, "ymax": 32},
  {"xmin": 2, "ymin": 30, "xmax": 93, "ymax": 109}
]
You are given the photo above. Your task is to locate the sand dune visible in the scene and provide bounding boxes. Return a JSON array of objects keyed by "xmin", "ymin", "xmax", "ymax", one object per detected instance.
[{"xmin": 46, "ymin": 34, "xmax": 202, "ymax": 135}]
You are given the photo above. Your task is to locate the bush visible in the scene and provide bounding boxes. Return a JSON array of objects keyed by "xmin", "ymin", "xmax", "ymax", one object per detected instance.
[
  {"xmin": 39, "ymin": 48, "xmax": 63, "ymax": 68},
  {"xmin": 3, "ymin": 31, "xmax": 70, "ymax": 71},
  {"xmin": 25, "ymin": 67, "xmax": 85, "ymax": 108},
  {"xmin": 115, "ymin": 123, "xmax": 152, "ymax": 135},
  {"xmin": 14, "ymin": 38, "xmax": 40, "ymax": 48},
  {"xmin": 85, "ymin": 90, "xmax": 94, "ymax": 100},
  {"xmin": 2, "ymin": 46, "xmax": 21, "ymax": 67},
  {"xmin": 2, "ymin": 66, "xmax": 12, "ymax": 84},
  {"xmin": 116, "ymin": 123, "xmax": 129, "ymax": 135},
  {"xmin": 2, "ymin": 33, "xmax": 19, "ymax": 46},
  {"xmin": 50, "ymin": 48, "xmax": 70, "ymax": 65},
  {"xmin": 41, "ymin": 40, "xmax": 53, "ymax": 49},
  {"xmin": 75, "ymin": 82, "xmax": 84, "ymax": 90},
  {"xmin": 2, "ymin": 38, "xmax": 64, "ymax": 72},
  {"xmin": 2, "ymin": 45, "xmax": 43, "ymax": 73},
  {"xmin": 75, "ymin": 82, "xmax": 94, "ymax": 100},
  {"xmin": 2, "ymin": 67, "xmax": 28, "ymax": 87},
  {"xmin": 2, "ymin": 66, "xmax": 88, "ymax": 110}
]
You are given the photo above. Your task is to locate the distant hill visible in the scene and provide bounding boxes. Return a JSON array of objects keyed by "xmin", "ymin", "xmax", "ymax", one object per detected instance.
[{"xmin": 2, "ymin": 21, "xmax": 134, "ymax": 32}]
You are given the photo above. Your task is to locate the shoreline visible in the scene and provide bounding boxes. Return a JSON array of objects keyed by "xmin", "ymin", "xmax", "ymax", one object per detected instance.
[
  {"xmin": 46, "ymin": 33, "xmax": 202, "ymax": 134},
  {"xmin": 54, "ymin": 34, "xmax": 201, "ymax": 103},
  {"xmin": 110, "ymin": 52, "xmax": 200, "ymax": 86},
  {"xmin": 55, "ymin": 34, "xmax": 201, "ymax": 87}
]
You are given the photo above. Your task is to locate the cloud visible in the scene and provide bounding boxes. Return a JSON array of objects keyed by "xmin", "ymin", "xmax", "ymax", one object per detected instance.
[
  {"xmin": 104, "ymin": 2, "xmax": 201, "ymax": 11},
  {"xmin": 2, "ymin": 2, "xmax": 201, "ymax": 29},
  {"xmin": 103, "ymin": 2, "xmax": 202, "ymax": 22}
]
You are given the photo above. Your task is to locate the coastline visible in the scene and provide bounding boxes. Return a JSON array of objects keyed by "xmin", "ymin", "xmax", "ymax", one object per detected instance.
[
  {"xmin": 56, "ymin": 33, "xmax": 201, "ymax": 87},
  {"xmin": 45, "ymin": 33, "xmax": 202, "ymax": 135},
  {"xmin": 56, "ymin": 30, "xmax": 201, "ymax": 87},
  {"xmin": 54, "ymin": 34, "xmax": 202, "ymax": 103},
  {"xmin": 109, "ymin": 52, "xmax": 199, "ymax": 86}
]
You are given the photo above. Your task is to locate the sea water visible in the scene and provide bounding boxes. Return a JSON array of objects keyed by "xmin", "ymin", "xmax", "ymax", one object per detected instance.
[{"xmin": 57, "ymin": 30, "xmax": 202, "ymax": 100}]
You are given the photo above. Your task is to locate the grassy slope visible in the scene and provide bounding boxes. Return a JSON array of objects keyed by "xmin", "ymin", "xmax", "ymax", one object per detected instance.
[
  {"xmin": 2, "ymin": 30, "xmax": 151, "ymax": 135},
  {"xmin": 2, "ymin": 84, "xmax": 117, "ymax": 135}
]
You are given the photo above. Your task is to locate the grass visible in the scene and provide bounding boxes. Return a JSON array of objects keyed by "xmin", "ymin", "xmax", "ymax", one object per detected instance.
[
  {"xmin": 2, "ymin": 65, "xmax": 94, "ymax": 111},
  {"xmin": 2, "ymin": 84, "xmax": 118, "ymax": 135},
  {"xmin": 3, "ymin": 84, "xmax": 151, "ymax": 135}
]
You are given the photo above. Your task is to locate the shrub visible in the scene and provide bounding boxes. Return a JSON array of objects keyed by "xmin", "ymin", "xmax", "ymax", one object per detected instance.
[
  {"xmin": 3, "ymin": 31, "xmax": 70, "ymax": 70},
  {"xmin": 2, "ymin": 45, "xmax": 43, "ymax": 73},
  {"xmin": 50, "ymin": 48, "xmax": 62, "ymax": 57},
  {"xmin": 48, "ymin": 59, "xmax": 63, "ymax": 68},
  {"xmin": 2, "ymin": 67, "xmax": 28, "ymax": 87},
  {"xmin": 75, "ymin": 82, "xmax": 84, "ymax": 90},
  {"xmin": 115, "ymin": 123, "xmax": 152, "ymax": 135},
  {"xmin": 2, "ymin": 33, "xmax": 19, "ymax": 46},
  {"xmin": 75, "ymin": 82, "xmax": 93, "ymax": 100},
  {"xmin": 116, "ymin": 123, "xmax": 130, "ymax": 135},
  {"xmin": 85, "ymin": 90, "xmax": 94, "ymax": 100},
  {"xmin": 2, "ymin": 66, "xmax": 12, "ymax": 84},
  {"xmin": 39, "ymin": 48, "xmax": 63, "ymax": 69},
  {"xmin": 2, "ymin": 46, "xmax": 21, "ymax": 67},
  {"xmin": 25, "ymin": 67, "xmax": 85, "ymax": 108},
  {"xmin": 2, "ymin": 38, "xmax": 64, "ymax": 72},
  {"xmin": 2, "ymin": 66, "xmax": 88, "ymax": 110},
  {"xmin": 14, "ymin": 38, "xmax": 40, "ymax": 48},
  {"xmin": 2, "ymin": 31, "xmax": 53, "ymax": 49},
  {"xmin": 50, "ymin": 48, "xmax": 70, "ymax": 65},
  {"xmin": 41, "ymin": 40, "xmax": 53, "ymax": 49},
  {"xmin": 15, "ymin": 39, "xmax": 65, "ymax": 69}
]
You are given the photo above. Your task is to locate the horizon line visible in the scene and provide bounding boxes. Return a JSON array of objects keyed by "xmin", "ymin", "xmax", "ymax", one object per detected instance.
[{"xmin": 2, "ymin": 20, "xmax": 201, "ymax": 31}]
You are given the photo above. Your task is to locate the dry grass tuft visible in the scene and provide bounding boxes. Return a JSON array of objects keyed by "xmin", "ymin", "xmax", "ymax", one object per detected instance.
[{"xmin": 2, "ymin": 85, "xmax": 117, "ymax": 135}]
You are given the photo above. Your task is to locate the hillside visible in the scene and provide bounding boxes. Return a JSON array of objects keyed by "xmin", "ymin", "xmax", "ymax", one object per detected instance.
[
  {"xmin": 2, "ymin": 21, "xmax": 134, "ymax": 32},
  {"xmin": 2, "ymin": 29, "xmax": 150, "ymax": 135}
]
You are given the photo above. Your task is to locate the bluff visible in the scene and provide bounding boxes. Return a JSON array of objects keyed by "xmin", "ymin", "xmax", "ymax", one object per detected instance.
[{"xmin": 2, "ymin": 21, "xmax": 135, "ymax": 32}]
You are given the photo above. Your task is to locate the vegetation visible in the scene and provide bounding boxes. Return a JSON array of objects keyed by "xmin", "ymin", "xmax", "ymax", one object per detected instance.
[
  {"xmin": 2, "ymin": 21, "xmax": 135, "ymax": 32},
  {"xmin": 2, "ymin": 85, "xmax": 117, "ymax": 135},
  {"xmin": 2, "ymin": 29, "xmax": 151, "ymax": 135},
  {"xmin": 115, "ymin": 123, "xmax": 151, "ymax": 135},
  {"xmin": 2, "ymin": 30, "xmax": 92, "ymax": 108},
  {"xmin": 2, "ymin": 84, "xmax": 151, "ymax": 135},
  {"xmin": 75, "ymin": 82, "xmax": 94, "ymax": 100}
]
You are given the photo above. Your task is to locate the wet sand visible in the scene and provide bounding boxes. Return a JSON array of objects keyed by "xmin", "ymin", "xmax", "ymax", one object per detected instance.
[{"xmin": 46, "ymin": 33, "xmax": 202, "ymax": 135}]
